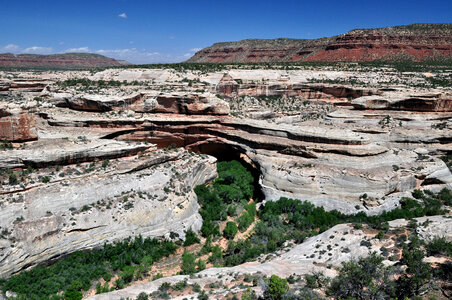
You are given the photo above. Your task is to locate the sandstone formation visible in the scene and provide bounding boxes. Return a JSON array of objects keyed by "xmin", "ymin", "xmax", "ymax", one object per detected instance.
[
  {"xmin": 0, "ymin": 65, "xmax": 451, "ymax": 284},
  {"xmin": 352, "ymin": 91, "xmax": 452, "ymax": 112},
  {"xmin": 188, "ymin": 23, "xmax": 452, "ymax": 63},
  {"xmin": 0, "ymin": 53, "xmax": 125, "ymax": 69},
  {"xmin": 0, "ymin": 146, "xmax": 217, "ymax": 276},
  {"xmin": 0, "ymin": 105, "xmax": 37, "ymax": 142}
]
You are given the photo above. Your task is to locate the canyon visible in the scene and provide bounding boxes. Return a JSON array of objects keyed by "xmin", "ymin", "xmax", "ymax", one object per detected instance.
[{"xmin": 0, "ymin": 62, "xmax": 451, "ymax": 298}]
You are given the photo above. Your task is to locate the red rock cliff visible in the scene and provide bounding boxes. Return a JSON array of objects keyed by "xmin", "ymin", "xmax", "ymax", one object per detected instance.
[{"xmin": 188, "ymin": 24, "xmax": 452, "ymax": 63}]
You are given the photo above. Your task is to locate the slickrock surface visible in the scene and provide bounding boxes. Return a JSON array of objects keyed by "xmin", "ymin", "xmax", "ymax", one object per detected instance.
[{"xmin": 0, "ymin": 147, "xmax": 216, "ymax": 276}]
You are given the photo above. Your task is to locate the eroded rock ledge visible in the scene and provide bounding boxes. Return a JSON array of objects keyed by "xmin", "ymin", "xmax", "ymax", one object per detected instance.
[{"xmin": 0, "ymin": 148, "xmax": 216, "ymax": 277}]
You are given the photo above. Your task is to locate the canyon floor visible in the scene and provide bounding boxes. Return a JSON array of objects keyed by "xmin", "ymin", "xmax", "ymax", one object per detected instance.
[{"xmin": 0, "ymin": 63, "xmax": 451, "ymax": 299}]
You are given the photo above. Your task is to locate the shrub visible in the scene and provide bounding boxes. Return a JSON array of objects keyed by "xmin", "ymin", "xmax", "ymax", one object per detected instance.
[
  {"xmin": 238, "ymin": 211, "xmax": 254, "ymax": 232},
  {"xmin": 208, "ymin": 245, "xmax": 223, "ymax": 265},
  {"xmin": 223, "ymin": 221, "xmax": 238, "ymax": 239},
  {"xmin": 196, "ymin": 259, "xmax": 206, "ymax": 271},
  {"xmin": 425, "ymin": 236, "xmax": 452, "ymax": 256},
  {"xmin": 183, "ymin": 228, "xmax": 200, "ymax": 246},
  {"xmin": 102, "ymin": 159, "xmax": 109, "ymax": 168},
  {"xmin": 8, "ymin": 173, "xmax": 18, "ymax": 185},
  {"xmin": 136, "ymin": 292, "xmax": 149, "ymax": 300},
  {"xmin": 264, "ymin": 275, "xmax": 289, "ymax": 300},
  {"xmin": 397, "ymin": 236, "xmax": 431, "ymax": 297},
  {"xmin": 181, "ymin": 250, "xmax": 197, "ymax": 274},
  {"xmin": 328, "ymin": 252, "xmax": 395, "ymax": 300}
]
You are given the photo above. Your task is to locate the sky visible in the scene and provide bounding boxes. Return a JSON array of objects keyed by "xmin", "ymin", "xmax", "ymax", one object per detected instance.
[{"xmin": 0, "ymin": 0, "xmax": 451, "ymax": 64}]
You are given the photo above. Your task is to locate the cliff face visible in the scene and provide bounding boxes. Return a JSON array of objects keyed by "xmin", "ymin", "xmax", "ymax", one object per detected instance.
[
  {"xmin": 188, "ymin": 23, "xmax": 452, "ymax": 63},
  {"xmin": 0, "ymin": 53, "xmax": 126, "ymax": 68}
]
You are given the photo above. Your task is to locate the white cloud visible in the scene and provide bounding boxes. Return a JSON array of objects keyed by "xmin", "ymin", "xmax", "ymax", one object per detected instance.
[
  {"xmin": 22, "ymin": 46, "xmax": 53, "ymax": 54},
  {"xmin": 183, "ymin": 53, "xmax": 192, "ymax": 57},
  {"xmin": 118, "ymin": 13, "xmax": 127, "ymax": 18},
  {"xmin": 65, "ymin": 47, "xmax": 90, "ymax": 53},
  {"xmin": 1, "ymin": 44, "xmax": 20, "ymax": 52},
  {"xmin": 190, "ymin": 48, "xmax": 202, "ymax": 53}
]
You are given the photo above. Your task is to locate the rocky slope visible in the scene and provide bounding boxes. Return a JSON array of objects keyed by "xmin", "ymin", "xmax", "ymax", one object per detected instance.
[
  {"xmin": 0, "ymin": 53, "xmax": 125, "ymax": 69},
  {"xmin": 188, "ymin": 23, "xmax": 452, "ymax": 63},
  {"xmin": 87, "ymin": 215, "xmax": 452, "ymax": 299}
]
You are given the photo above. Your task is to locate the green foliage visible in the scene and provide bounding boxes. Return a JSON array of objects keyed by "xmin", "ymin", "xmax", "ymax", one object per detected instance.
[
  {"xmin": 223, "ymin": 221, "xmax": 238, "ymax": 239},
  {"xmin": 0, "ymin": 140, "xmax": 13, "ymax": 150},
  {"xmin": 196, "ymin": 259, "xmax": 206, "ymax": 271},
  {"xmin": 195, "ymin": 160, "xmax": 451, "ymax": 278},
  {"xmin": 221, "ymin": 188, "xmax": 451, "ymax": 267},
  {"xmin": 183, "ymin": 228, "xmax": 200, "ymax": 247},
  {"xmin": 195, "ymin": 160, "xmax": 254, "ymax": 238},
  {"xmin": 396, "ymin": 236, "xmax": 431, "ymax": 297},
  {"xmin": 244, "ymin": 202, "xmax": 256, "ymax": 218},
  {"xmin": 181, "ymin": 250, "xmax": 197, "ymax": 274},
  {"xmin": 328, "ymin": 252, "xmax": 395, "ymax": 299},
  {"xmin": 436, "ymin": 187, "xmax": 452, "ymax": 205},
  {"xmin": 237, "ymin": 211, "xmax": 254, "ymax": 232},
  {"xmin": 227, "ymin": 204, "xmax": 237, "ymax": 216},
  {"xmin": 102, "ymin": 159, "xmax": 109, "ymax": 168},
  {"xmin": 0, "ymin": 236, "xmax": 176, "ymax": 299},
  {"xmin": 264, "ymin": 275, "xmax": 289, "ymax": 300},
  {"xmin": 425, "ymin": 236, "xmax": 452, "ymax": 256},
  {"xmin": 304, "ymin": 272, "xmax": 328, "ymax": 289},
  {"xmin": 8, "ymin": 172, "xmax": 18, "ymax": 185},
  {"xmin": 241, "ymin": 287, "xmax": 257, "ymax": 300},
  {"xmin": 57, "ymin": 78, "xmax": 123, "ymax": 89},
  {"xmin": 136, "ymin": 292, "xmax": 149, "ymax": 300},
  {"xmin": 208, "ymin": 245, "xmax": 223, "ymax": 265}
]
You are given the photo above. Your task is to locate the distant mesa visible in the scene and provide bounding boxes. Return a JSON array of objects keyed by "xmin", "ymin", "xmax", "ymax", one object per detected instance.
[
  {"xmin": 187, "ymin": 23, "xmax": 452, "ymax": 63},
  {"xmin": 0, "ymin": 53, "xmax": 129, "ymax": 68}
]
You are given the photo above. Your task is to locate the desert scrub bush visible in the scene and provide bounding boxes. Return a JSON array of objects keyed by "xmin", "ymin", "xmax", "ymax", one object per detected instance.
[
  {"xmin": 181, "ymin": 250, "xmax": 197, "ymax": 275},
  {"xmin": 183, "ymin": 228, "xmax": 200, "ymax": 246},
  {"xmin": 328, "ymin": 252, "xmax": 395, "ymax": 299},
  {"xmin": 264, "ymin": 275, "xmax": 289, "ymax": 300},
  {"xmin": 425, "ymin": 236, "xmax": 452, "ymax": 256}
]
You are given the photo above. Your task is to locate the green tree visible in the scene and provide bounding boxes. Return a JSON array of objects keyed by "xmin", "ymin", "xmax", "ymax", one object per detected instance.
[
  {"xmin": 183, "ymin": 228, "xmax": 200, "ymax": 246},
  {"xmin": 136, "ymin": 292, "xmax": 149, "ymax": 300},
  {"xmin": 238, "ymin": 211, "xmax": 254, "ymax": 232},
  {"xmin": 8, "ymin": 172, "xmax": 18, "ymax": 185},
  {"xmin": 264, "ymin": 275, "xmax": 289, "ymax": 300},
  {"xmin": 396, "ymin": 236, "xmax": 431, "ymax": 298},
  {"xmin": 328, "ymin": 252, "xmax": 394, "ymax": 300},
  {"xmin": 223, "ymin": 221, "xmax": 238, "ymax": 239},
  {"xmin": 181, "ymin": 250, "xmax": 197, "ymax": 274}
]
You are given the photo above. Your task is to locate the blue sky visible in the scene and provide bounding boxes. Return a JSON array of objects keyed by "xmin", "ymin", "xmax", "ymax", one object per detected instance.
[{"xmin": 1, "ymin": 0, "xmax": 451, "ymax": 63}]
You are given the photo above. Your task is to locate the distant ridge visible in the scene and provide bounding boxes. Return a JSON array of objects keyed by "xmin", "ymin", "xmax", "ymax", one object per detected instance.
[
  {"xmin": 0, "ymin": 53, "xmax": 129, "ymax": 68},
  {"xmin": 187, "ymin": 23, "xmax": 452, "ymax": 63}
]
